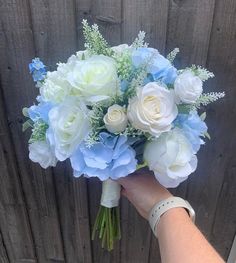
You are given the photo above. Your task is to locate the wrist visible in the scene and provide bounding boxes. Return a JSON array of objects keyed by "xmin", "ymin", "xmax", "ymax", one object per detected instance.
[
  {"xmin": 148, "ymin": 197, "xmax": 195, "ymax": 237},
  {"xmin": 156, "ymin": 207, "xmax": 192, "ymax": 238}
]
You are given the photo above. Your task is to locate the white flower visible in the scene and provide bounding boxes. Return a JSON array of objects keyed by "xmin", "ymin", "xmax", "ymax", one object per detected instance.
[
  {"xmin": 111, "ymin": 44, "xmax": 130, "ymax": 54},
  {"xmin": 40, "ymin": 71, "xmax": 72, "ymax": 103},
  {"xmin": 103, "ymin": 104, "xmax": 128, "ymax": 133},
  {"xmin": 67, "ymin": 55, "xmax": 119, "ymax": 103},
  {"xmin": 29, "ymin": 141, "xmax": 57, "ymax": 169},
  {"xmin": 127, "ymin": 82, "xmax": 178, "ymax": 137},
  {"xmin": 47, "ymin": 97, "xmax": 90, "ymax": 161},
  {"xmin": 144, "ymin": 128, "xmax": 197, "ymax": 188},
  {"xmin": 174, "ymin": 71, "xmax": 203, "ymax": 104}
]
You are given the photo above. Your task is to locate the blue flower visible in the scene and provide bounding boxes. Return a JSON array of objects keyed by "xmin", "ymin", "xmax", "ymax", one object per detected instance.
[
  {"xmin": 131, "ymin": 47, "xmax": 177, "ymax": 84},
  {"xmin": 28, "ymin": 102, "xmax": 53, "ymax": 123},
  {"xmin": 70, "ymin": 133, "xmax": 137, "ymax": 180},
  {"xmin": 174, "ymin": 111, "xmax": 208, "ymax": 153},
  {"xmin": 29, "ymin": 58, "xmax": 46, "ymax": 82}
]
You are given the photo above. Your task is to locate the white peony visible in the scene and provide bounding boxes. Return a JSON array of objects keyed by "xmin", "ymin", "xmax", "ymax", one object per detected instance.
[
  {"xmin": 144, "ymin": 128, "xmax": 197, "ymax": 188},
  {"xmin": 174, "ymin": 71, "xmax": 203, "ymax": 104},
  {"xmin": 127, "ymin": 82, "xmax": 178, "ymax": 137},
  {"xmin": 67, "ymin": 55, "xmax": 119, "ymax": 103},
  {"xmin": 29, "ymin": 141, "xmax": 57, "ymax": 169},
  {"xmin": 103, "ymin": 104, "xmax": 128, "ymax": 133},
  {"xmin": 47, "ymin": 97, "xmax": 90, "ymax": 161},
  {"xmin": 40, "ymin": 71, "xmax": 72, "ymax": 103}
]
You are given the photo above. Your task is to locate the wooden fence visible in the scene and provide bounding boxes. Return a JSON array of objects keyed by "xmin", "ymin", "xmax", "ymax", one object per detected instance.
[{"xmin": 0, "ymin": 0, "xmax": 236, "ymax": 262}]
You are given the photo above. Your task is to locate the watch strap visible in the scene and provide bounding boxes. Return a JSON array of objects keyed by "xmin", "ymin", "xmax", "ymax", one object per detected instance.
[{"xmin": 148, "ymin": 196, "xmax": 195, "ymax": 236}]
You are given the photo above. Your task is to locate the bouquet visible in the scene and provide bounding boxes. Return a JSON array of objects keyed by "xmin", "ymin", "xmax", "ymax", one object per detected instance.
[{"xmin": 22, "ymin": 20, "xmax": 225, "ymax": 251}]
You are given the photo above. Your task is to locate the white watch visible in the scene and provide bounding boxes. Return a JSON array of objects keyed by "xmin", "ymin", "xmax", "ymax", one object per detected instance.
[{"xmin": 148, "ymin": 196, "xmax": 195, "ymax": 236}]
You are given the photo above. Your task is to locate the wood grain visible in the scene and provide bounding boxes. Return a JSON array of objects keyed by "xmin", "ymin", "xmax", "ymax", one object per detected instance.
[{"xmin": 0, "ymin": 0, "xmax": 235, "ymax": 262}]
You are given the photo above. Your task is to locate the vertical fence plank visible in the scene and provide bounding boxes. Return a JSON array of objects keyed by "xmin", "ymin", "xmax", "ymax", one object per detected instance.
[
  {"xmin": 204, "ymin": 0, "xmax": 236, "ymax": 259},
  {"xmin": 122, "ymin": 0, "xmax": 169, "ymax": 52},
  {"xmin": 28, "ymin": 0, "xmax": 93, "ymax": 262},
  {"xmin": 0, "ymin": 1, "xmax": 64, "ymax": 261},
  {"xmin": 122, "ymin": 1, "xmax": 169, "ymax": 263},
  {"xmin": 0, "ymin": 81, "xmax": 35, "ymax": 262},
  {"xmin": 166, "ymin": 0, "xmax": 215, "ymax": 65},
  {"xmin": 0, "ymin": 231, "xmax": 9, "ymax": 263}
]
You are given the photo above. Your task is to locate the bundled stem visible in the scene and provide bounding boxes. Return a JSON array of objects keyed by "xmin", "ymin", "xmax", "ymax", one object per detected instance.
[{"xmin": 92, "ymin": 206, "xmax": 121, "ymax": 251}]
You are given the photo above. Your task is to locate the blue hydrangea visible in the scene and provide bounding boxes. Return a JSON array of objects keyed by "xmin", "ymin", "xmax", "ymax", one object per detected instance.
[
  {"xmin": 28, "ymin": 102, "xmax": 53, "ymax": 123},
  {"xmin": 29, "ymin": 58, "xmax": 46, "ymax": 82},
  {"xmin": 174, "ymin": 111, "xmax": 208, "ymax": 153},
  {"xmin": 70, "ymin": 133, "xmax": 137, "ymax": 180},
  {"xmin": 131, "ymin": 47, "xmax": 177, "ymax": 84}
]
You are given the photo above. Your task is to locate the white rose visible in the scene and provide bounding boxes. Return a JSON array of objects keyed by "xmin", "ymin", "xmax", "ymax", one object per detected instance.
[
  {"xmin": 67, "ymin": 55, "xmax": 118, "ymax": 103},
  {"xmin": 47, "ymin": 97, "xmax": 90, "ymax": 161},
  {"xmin": 29, "ymin": 141, "xmax": 57, "ymax": 169},
  {"xmin": 144, "ymin": 128, "xmax": 197, "ymax": 188},
  {"xmin": 103, "ymin": 104, "xmax": 128, "ymax": 133},
  {"xmin": 174, "ymin": 71, "xmax": 203, "ymax": 104},
  {"xmin": 40, "ymin": 71, "xmax": 72, "ymax": 103},
  {"xmin": 111, "ymin": 44, "xmax": 130, "ymax": 54},
  {"xmin": 127, "ymin": 82, "xmax": 178, "ymax": 137}
]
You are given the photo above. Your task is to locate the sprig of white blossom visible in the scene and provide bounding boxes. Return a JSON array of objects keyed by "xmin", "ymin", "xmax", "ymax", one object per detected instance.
[
  {"xmin": 179, "ymin": 65, "xmax": 214, "ymax": 82},
  {"xmin": 194, "ymin": 92, "xmax": 225, "ymax": 108},
  {"xmin": 167, "ymin": 48, "xmax": 180, "ymax": 63},
  {"xmin": 82, "ymin": 20, "xmax": 112, "ymax": 56},
  {"xmin": 131, "ymin": 31, "xmax": 149, "ymax": 48}
]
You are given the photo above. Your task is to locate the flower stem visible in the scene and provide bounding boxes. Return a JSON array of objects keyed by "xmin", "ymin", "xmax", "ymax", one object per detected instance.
[{"xmin": 92, "ymin": 205, "xmax": 121, "ymax": 251}]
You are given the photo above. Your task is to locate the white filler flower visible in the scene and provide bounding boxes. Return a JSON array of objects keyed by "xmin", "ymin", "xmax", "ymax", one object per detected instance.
[
  {"xmin": 29, "ymin": 141, "xmax": 57, "ymax": 169},
  {"xmin": 103, "ymin": 104, "xmax": 128, "ymax": 133},
  {"xmin": 127, "ymin": 82, "xmax": 178, "ymax": 137},
  {"xmin": 144, "ymin": 128, "xmax": 197, "ymax": 188},
  {"xmin": 174, "ymin": 71, "xmax": 203, "ymax": 104},
  {"xmin": 47, "ymin": 97, "xmax": 90, "ymax": 161},
  {"xmin": 40, "ymin": 71, "xmax": 72, "ymax": 103},
  {"xmin": 67, "ymin": 55, "xmax": 118, "ymax": 103}
]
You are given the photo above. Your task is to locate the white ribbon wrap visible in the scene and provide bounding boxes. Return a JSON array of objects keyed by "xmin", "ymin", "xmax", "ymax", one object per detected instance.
[{"xmin": 100, "ymin": 179, "xmax": 121, "ymax": 208}]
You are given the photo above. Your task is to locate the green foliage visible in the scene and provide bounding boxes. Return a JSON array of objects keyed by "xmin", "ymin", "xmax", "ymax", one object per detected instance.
[
  {"xmin": 82, "ymin": 20, "xmax": 112, "ymax": 56},
  {"xmin": 85, "ymin": 103, "xmax": 107, "ymax": 147},
  {"xmin": 29, "ymin": 120, "xmax": 49, "ymax": 143},
  {"xmin": 113, "ymin": 51, "xmax": 133, "ymax": 80},
  {"xmin": 22, "ymin": 119, "xmax": 34, "ymax": 132}
]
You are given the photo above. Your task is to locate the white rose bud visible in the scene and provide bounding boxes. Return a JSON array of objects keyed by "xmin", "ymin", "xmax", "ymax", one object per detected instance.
[
  {"xmin": 29, "ymin": 141, "xmax": 57, "ymax": 169},
  {"xmin": 174, "ymin": 71, "xmax": 203, "ymax": 104},
  {"xmin": 127, "ymin": 82, "xmax": 178, "ymax": 137},
  {"xmin": 103, "ymin": 104, "xmax": 128, "ymax": 133},
  {"xmin": 144, "ymin": 128, "xmax": 197, "ymax": 188}
]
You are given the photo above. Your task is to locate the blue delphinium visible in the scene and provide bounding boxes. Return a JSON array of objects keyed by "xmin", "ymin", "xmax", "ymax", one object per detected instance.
[
  {"xmin": 28, "ymin": 102, "xmax": 53, "ymax": 124},
  {"xmin": 174, "ymin": 111, "xmax": 208, "ymax": 153},
  {"xmin": 70, "ymin": 132, "xmax": 137, "ymax": 180},
  {"xmin": 29, "ymin": 58, "xmax": 46, "ymax": 82},
  {"xmin": 131, "ymin": 47, "xmax": 177, "ymax": 84}
]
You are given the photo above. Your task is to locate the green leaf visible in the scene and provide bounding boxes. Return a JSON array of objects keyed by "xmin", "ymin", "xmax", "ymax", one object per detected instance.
[
  {"xmin": 22, "ymin": 107, "xmax": 29, "ymax": 117},
  {"xmin": 204, "ymin": 132, "xmax": 211, "ymax": 140},
  {"xmin": 200, "ymin": 112, "xmax": 206, "ymax": 121},
  {"xmin": 177, "ymin": 104, "xmax": 192, "ymax": 114},
  {"xmin": 22, "ymin": 119, "xmax": 33, "ymax": 132}
]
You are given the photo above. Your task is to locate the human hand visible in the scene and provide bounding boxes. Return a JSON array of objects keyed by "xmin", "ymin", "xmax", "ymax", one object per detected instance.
[{"xmin": 118, "ymin": 168, "xmax": 172, "ymax": 220}]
